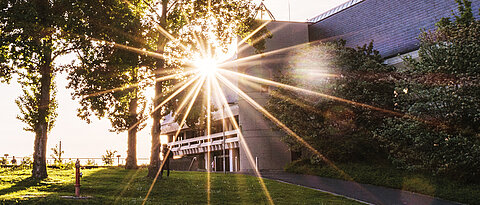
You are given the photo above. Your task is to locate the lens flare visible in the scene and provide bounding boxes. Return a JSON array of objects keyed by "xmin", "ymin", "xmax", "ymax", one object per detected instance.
[{"xmin": 195, "ymin": 58, "xmax": 218, "ymax": 76}]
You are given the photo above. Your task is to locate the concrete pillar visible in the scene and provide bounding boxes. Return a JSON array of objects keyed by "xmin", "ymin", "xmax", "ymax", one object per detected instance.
[
  {"xmin": 204, "ymin": 152, "xmax": 211, "ymax": 172},
  {"xmin": 204, "ymin": 151, "xmax": 215, "ymax": 172},
  {"xmin": 229, "ymin": 148, "xmax": 239, "ymax": 172},
  {"xmin": 229, "ymin": 148, "xmax": 233, "ymax": 172}
]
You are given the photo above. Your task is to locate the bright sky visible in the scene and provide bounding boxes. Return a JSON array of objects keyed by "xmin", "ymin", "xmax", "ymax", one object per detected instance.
[{"xmin": 0, "ymin": 0, "xmax": 349, "ymax": 162}]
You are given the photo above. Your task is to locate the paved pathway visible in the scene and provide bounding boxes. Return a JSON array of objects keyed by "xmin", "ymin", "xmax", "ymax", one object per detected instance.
[{"xmin": 241, "ymin": 171, "xmax": 463, "ymax": 205}]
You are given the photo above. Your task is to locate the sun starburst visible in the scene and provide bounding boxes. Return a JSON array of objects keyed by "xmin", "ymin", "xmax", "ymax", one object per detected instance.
[{"xmin": 194, "ymin": 57, "xmax": 218, "ymax": 76}]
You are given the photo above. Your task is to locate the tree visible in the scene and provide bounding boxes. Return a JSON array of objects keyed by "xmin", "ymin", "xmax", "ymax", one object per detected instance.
[
  {"xmin": 266, "ymin": 40, "xmax": 394, "ymax": 163},
  {"xmin": 376, "ymin": 0, "xmax": 480, "ymax": 181},
  {"xmin": 145, "ymin": 0, "xmax": 260, "ymax": 177},
  {"xmin": 67, "ymin": 0, "xmax": 152, "ymax": 169},
  {"xmin": 0, "ymin": 0, "xmax": 73, "ymax": 178}
]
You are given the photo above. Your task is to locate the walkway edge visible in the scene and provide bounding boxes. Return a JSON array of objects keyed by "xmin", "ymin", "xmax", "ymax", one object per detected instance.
[{"xmin": 269, "ymin": 178, "xmax": 373, "ymax": 205}]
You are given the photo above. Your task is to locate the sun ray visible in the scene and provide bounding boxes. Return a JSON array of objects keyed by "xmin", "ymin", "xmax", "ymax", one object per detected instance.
[
  {"xmin": 84, "ymin": 37, "xmax": 187, "ymax": 63},
  {"xmin": 206, "ymin": 74, "xmax": 212, "ymax": 205},
  {"xmin": 223, "ymin": 20, "xmax": 397, "ymax": 69},
  {"xmin": 208, "ymin": 0, "xmax": 211, "ymax": 13},
  {"xmin": 219, "ymin": 68, "xmax": 404, "ymax": 117},
  {"xmin": 83, "ymin": 70, "xmax": 196, "ymax": 98},
  {"xmin": 210, "ymin": 74, "xmax": 274, "ymax": 205},
  {"xmin": 236, "ymin": 22, "xmax": 288, "ymax": 54},
  {"xmin": 140, "ymin": 0, "xmax": 189, "ymax": 52},
  {"xmin": 237, "ymin": 20, "xmax": 271, "ymax": 47},
  {"xmin": 171, "ymin": 74, "xmax": 207, "ymax": 120},
  {"xmin": 150, "ymin": 67, "xmax": 193, "ymax": 77},
  {"xmin": 153, "ymin": 24, "xmax": 189, "ymax": 52},
  {"xmin": 127, "ymin": 74, "xmax": 201, "ymax": 131},
  {"xmin": 111, "ymin": 41, "xmax": 167, "ymax": 60},
  {"xmin": 220, "ymin": 67, "xmax": 448, "ymax": 130},
  {"xmin": 181, "ymin": 11, "xmax": 208, "ymax": 59},
  {"xmin": 169, "ymin": 76, "xmax": 207, "ymax": 147},
  {"xmin": 114, "ymin": 168, "xmax": 143, "ymax": 203},
  {"xmin": 150, "ymin": 74, "xmax": 201, "ymax": 115},
  {"xmin": 142, "ymin": 75, "xmax": 207, "ymax": 205},
  {"xmin": 238, "ymin": 78, "xmax": 325, "ymax": 115},
  {"xmin": 219, "ymin": 38, "xmax": 321, "ymax": 69}
]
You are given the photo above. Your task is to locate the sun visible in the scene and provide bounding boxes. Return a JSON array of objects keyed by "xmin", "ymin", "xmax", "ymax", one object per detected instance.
[{"xmin": 194, "ymin": 57, "xmax": 218, "ymax": 76}]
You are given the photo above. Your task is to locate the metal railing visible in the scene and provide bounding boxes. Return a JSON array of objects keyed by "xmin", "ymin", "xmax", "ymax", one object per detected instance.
[{"xmin": 0, "ymin": 157, "xmax": 151, "ymax": 167}]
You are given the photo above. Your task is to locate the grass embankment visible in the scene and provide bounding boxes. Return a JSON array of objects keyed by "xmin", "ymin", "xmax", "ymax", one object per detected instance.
[
  {"xmin": 285, "ymin": 160, "xmax": 480, "ymax": 205},
  {"xmin": 0, "ymin": 167, "xmax": 362, "ymax": 204}
]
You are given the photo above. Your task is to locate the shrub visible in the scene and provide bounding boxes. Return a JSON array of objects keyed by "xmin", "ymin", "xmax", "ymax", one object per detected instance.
[{"xmin": 102, "ymin": 150, "xmax": 117, "ymax": 165}]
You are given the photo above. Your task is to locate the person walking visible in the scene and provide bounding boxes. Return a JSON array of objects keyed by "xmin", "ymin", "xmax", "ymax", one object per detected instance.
[
  {"xmin": 11, "ymin": 156, "xmax": 17, "ymax": 165},
  {"xmin": 160, "ymin": 145, "xmax": 172, "ymax": 177}
]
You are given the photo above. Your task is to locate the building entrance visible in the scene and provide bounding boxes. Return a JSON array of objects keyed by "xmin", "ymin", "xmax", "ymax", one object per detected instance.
[{"xmin": 213, "ymin": 151, "xmax": 229, "ymax": 172}]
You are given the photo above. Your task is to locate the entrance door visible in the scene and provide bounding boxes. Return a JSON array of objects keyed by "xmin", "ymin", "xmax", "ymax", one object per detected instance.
[{"xmin": 214, "ymin": 153, "xmax": 230, "ymax": 172}]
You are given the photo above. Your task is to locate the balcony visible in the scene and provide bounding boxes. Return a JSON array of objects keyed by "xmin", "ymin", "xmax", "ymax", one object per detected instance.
[{"xmin": 167, "ymin": 129, "xmax": 240, "ymax": 156}]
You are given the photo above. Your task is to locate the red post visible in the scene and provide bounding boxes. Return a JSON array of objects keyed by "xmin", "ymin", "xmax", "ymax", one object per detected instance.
[{"xmin": 75, "ymin": 159, "xmax": 81, "ymax": 197}]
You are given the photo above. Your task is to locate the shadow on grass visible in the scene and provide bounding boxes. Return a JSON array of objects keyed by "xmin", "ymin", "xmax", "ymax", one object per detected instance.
[{"xmin": 0, "ymin": 177, "xmax": 44, "ymax": 196}]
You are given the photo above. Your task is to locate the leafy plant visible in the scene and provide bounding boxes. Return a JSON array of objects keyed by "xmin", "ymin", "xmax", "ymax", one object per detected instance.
[
  {"xmin": 86, "ymin": 159, "xmax": 97, "ymax": 166},
  {"xmin": 20, "ymin": 157, "xmax": 33, "ymax": 169},
  {"xmin": 102, "ymin": 150, "xmax": 118, "ymax": 165}
]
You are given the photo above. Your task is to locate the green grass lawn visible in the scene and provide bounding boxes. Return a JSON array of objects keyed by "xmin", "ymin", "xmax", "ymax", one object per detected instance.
[
  {"xmin": 285, "ymin": 160, "xmax": 480, "ymax": 205},
  {"xmin": 0, "ymin": 167, "xmax": 362, "ymax": 204}
]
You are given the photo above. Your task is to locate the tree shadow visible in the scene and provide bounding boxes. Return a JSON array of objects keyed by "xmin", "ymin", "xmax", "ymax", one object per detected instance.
[
  {"xmin": 0, "ymin": 168, "xmax": 76, "ymax": 199},
  {"xmin": 0, "ymin": 176, "xmax": 44, "ymax": 196}
]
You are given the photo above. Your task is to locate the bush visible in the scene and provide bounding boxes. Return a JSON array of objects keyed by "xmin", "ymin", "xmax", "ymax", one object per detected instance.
[
  {"xmin": 0, "ymin": 157, "xmax": 6, "ymax": 165},
  {"xmin": 20, "ymin": 156, "xmax": 32, "ymax": 169},
  {"xmin": 86, "ymin": 159, "xmax": 97, "ymax": 166},
  {"xmin": 377, "ymin": 0, "xmax": 480, "ymax": 182},
  {"xmin": 102, "ymin": 150, "xmax": 117, "ymax": 165},
  {"xmin": 375, "ymin": 118, "xmax": 480, "ymax": 182}
]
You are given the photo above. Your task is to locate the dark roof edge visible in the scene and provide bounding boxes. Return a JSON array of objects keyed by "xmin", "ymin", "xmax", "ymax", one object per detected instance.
[
  {"xmin": 308, "ymin": 0, "xmax": 364, "ymax": 23},
  {"xmin": 269, "ymin": 20, "xmax": 311, "ymax": 24}
]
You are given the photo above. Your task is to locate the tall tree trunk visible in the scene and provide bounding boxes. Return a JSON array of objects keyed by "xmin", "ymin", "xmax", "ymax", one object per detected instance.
[
  {"xmin": 148, "ymin": 61, "xmax": 164, "ymax": 177},
  {"xmin": 148, "ymin": 0, "xmax": 169, "ymax": 178},
  {"xmin": 126, "ymin": 90, "xmax": 138, "ymax": 169},
  {"xmin": 32, "ymin": 50, "xmax": 52, "ymax": 179},
  {"xmin": 32, "ymin": 0, "xmax": 52, "ymax": 179}
]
